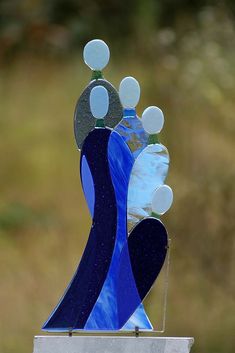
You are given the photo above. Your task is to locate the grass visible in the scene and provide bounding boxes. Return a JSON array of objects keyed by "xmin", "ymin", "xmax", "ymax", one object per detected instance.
[{"xmin": 0, "ymin": 9, "xmax": 235, "ymax": 353}]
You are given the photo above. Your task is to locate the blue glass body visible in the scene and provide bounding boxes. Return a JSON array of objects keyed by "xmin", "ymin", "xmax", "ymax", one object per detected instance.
[
  {"xmin": 84, "ymin": 130, "xmax": 151, "ymax": 330},
  {"xmin": 42, "ymin": 128, "xmax": 117, "ymax": 331},
  {"xmin": 42, "ymin": 127, "xmax": 168, "ymax": 332}
]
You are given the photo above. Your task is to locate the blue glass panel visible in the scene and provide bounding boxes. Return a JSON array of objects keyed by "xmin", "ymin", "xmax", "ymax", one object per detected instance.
[
  {"xmin": 74, "ymin": 80, "xmax": 122, "ymax": 150},
  {"xmin": 81, "ymin": 155, "xmax": 95, "ymax": 217},
  {"xmin": 127, "ymin": 143, "xmax": 169, "ymax": 230},
  {"xmin": 85, "ymin": 131, "xmax": 151, "ymax": 330},
  {"xmin": 114, "ymin": 109, "xmax": 148, "ymax": 159},
  {"xmin": 42, "ymin": 128, "xmax": 117, "ymax": 331},
  {"xmin": 121, "ymin": 303, "xmax": 153, "ymax": 330},
  {"xmin": 117, "ymin": 218, "xmax": 168, "ymax": 329}
]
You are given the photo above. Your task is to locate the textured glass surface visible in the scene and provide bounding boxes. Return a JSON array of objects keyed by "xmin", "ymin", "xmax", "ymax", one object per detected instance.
[
  {"xmin": 74, "ymin": 79, "xmax": 122, "ymax": 149},
  {"xmin": 122, "ymin": 303, "xmax": 153, "ymax": 330},
  {"xmin": 42, "ymin": 128, "xmax": 117, "ymax": 331},
  {"xmin": 85, "ymin": 131, "xmax": 151, "ymax": 330},
  {"xmin": 81, "ymin": 155, "xmax": 95, "ymax": 217},
  {"xmin": 117, "ymin": 218, "xmax": 168, "ymax": 329},
  {"xmin": 127, "ymin": 143, "xmax": 169, "ymax": 230},
  {"xmin": 114, "ymin": 109, "xmax": 148, "ymax": 159}
]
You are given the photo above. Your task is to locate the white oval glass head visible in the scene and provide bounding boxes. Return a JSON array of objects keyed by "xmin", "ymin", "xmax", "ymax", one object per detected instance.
[
  {"xmin": 83, "ymin": 39, "xmax": 110, "ymax": 71},
  {"xmin": 119, "ymin": 76, "xmax": 140, "ymax": 109},
  {"xmin": 142, "ymin": 106, "xmax": 164, "ymax": 134},
  {"xmin": 152, "ymin": 185, "xmax": 173, "ymax": 215},
  {"xmin": 90, "ymin": 86, "xmax": 109, "ymax": 119}
]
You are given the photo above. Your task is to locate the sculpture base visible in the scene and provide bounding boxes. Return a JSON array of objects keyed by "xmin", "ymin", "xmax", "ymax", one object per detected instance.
[{"xmin": 33, "ymin": 336, "xmax": 194, "ymax": 353}]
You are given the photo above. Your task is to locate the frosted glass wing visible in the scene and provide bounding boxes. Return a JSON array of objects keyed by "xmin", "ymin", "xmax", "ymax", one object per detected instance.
[{"xmin": 127, "ymin": 143, "xmax": 169, "ymax": 230}]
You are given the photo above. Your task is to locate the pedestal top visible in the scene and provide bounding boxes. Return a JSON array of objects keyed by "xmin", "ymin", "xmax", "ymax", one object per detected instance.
[{"xmin": 33, "ymin": 335, "xmax": 194, "ymax": 353}]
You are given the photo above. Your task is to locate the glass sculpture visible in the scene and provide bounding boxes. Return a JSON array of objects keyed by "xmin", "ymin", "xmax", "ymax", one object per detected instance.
[{"xmin": 42, "ymin": 39, "xmax": 173, "ymax": 332}]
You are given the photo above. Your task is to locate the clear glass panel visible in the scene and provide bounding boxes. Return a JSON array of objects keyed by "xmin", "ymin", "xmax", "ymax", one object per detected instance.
[{"xmin": 144, "ymin": 239, "xmax": 170, "ymax": 333}]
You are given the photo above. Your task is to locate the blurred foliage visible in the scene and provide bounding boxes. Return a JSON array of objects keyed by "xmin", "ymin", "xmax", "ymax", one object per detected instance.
[
  {"xmin": 1, "ymin": 0, "xmax": 235, "ymax": 61},
  {"xmin": 0, "ymin": 202, "xmax": 54, "ymax": 233},
  {"xmin": 0, "ymin": 2, "xmax": 235, "ymax": 353}
]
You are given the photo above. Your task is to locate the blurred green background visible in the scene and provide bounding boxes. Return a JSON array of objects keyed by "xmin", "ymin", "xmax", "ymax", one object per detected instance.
[{"xmin": 0, "ymin": 1, "xmax": 235, "ymax": 353}]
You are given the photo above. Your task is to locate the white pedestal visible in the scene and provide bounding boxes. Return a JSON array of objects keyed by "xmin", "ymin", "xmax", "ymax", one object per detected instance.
[{"xmin": 33, "ymin": 336, "xmax": 194, "ymax": 353}]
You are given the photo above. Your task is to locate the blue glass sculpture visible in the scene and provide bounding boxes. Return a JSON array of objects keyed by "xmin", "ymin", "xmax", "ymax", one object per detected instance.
[{"xmin": 42, "ymin": 40, "xmax": 173, "ymax": 332}]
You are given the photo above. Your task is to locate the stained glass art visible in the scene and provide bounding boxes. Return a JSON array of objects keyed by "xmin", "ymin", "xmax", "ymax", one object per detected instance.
[
  {"xmin": 74, "ymin": 39, "xmax": 123, "ymax": 149},
  {"xmin": 42, "ymin": 39, "xmax": 173, "ymax": 333}
]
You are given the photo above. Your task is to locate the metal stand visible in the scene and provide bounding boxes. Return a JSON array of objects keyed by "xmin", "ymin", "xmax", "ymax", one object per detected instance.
[{"xmin": 33, "ymin": 335, "xmax": 194, "ymax": 353}]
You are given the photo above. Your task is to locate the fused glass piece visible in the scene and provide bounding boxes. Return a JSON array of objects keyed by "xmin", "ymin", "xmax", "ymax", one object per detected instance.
[
  {"xmin": 121, "ymin": 303, "xmax": 153, "ymax": 330},
  {"xmin": 142, "ymin": 106, "xmax": 164, "ymax": 134},
  {"xmin": 127, "ymin": 143, "xmax": 169, "ymax": 230},
  {"xmin": 81, "ymin": 155, "xmax": 95, "ymax": 217},
  {"xmin": 152, "ymin": 185, "xmax": 173, "ymax": 215},
  {"xmin": 119, "ymin": 76, "xmax": 140, "ymax": 109},
  {"xmin": 90, "ymin": 86, "xmax": 109, "ymax": 119},
  {"xmin": 117, "ymin": 218, "xmax": 168, "ymax": 329},
  {"xmin": 83, "ymin": 39, "xmax": 110, "ymax": 71},
  {"xmin": 115, "ymin": 109, "xmax": 148, "ymax": 159},
  {"xmin": 42, "ymin": 128, "xmax": 117, "ymax": 331},
  {"xmin": 85, "ymin": 131, "xmax": 152, "ymax": 330},
  {"xmin": 74, "ymin": 79, "xmax": 123, "ymax": 150}
]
